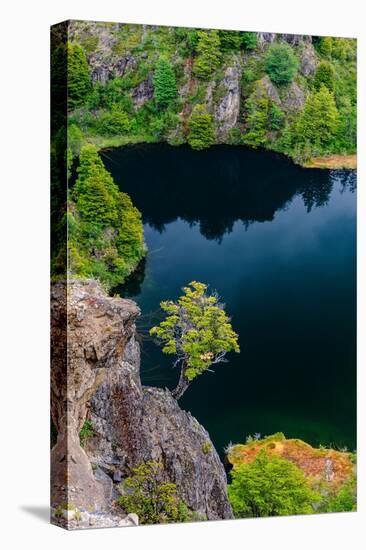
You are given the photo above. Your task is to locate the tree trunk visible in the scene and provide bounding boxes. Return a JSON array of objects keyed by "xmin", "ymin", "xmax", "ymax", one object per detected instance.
[{"xmin": 171, "ymin": 367, "xmax": 190, "ymax": 400}]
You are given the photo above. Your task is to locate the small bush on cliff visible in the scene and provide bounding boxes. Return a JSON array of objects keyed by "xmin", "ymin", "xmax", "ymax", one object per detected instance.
[
  {"xmin": 79, "ymin": 420, "xmax": 94, "ymax": 448},
  {"xmin": 193, "ymin": 30, "xmax": 222, "ymax": 79},
  {"xmin": 264, "ymin": 43, "xmax": 299, "ymax": 86},
  {"xmin": 153, "ymin": 57, "xmax": 177, "ymax": 107},
  {"xmin": 187, "ymin": 104, "xmax": 215, "ymax": 150},
  {"xmin": 118, "ymin": 461, "xmax": 194, "ymax": 524},
  {"xmin": 150, "ymin": 281, "xmax": 240, "ymax": 400},
  {"xmin": 228, "ymin": 450, "xmax": 320, "ymax": 517}
]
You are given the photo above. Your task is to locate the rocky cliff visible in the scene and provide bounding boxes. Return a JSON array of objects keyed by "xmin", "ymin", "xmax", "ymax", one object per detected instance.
[{"xmin": 51, "ymin": 279, "xmax": 233, "ymax": 528}]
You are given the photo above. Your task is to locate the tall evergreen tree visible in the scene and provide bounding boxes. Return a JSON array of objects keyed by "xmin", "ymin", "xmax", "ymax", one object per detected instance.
[
  {"xmin": 193, "ymin": 30, "xmax": 221, "ymax": 79},
  {"xmin": 153, "ymin": 57, "xmax": 177, "ymax": 107},
  {"xmin": 67, "ymin": 42, "xmax": 91, "ymax": 109},
  {"xmin": 187, "ymin": 104, "xmax": 215, "ymax": 150},
  {"xmin": 313, "ymin": 61, "xmax": 336, "ymax": 92},
  {"xmin": 296, "ymin": 85, "xmax": 340, "ymax": 149},
  {"xmin": 218, "ymin": 30, "xmax": 242, "ymax": 51}
]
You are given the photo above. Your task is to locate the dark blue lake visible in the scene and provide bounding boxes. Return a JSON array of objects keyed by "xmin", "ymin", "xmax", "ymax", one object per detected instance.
[{"xmin": 102, "ymin": 144, "xmax": 356, "ymax": 457}]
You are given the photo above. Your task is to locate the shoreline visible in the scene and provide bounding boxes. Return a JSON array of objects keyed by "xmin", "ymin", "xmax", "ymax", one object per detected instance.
[{"xmin": 83, "ymin": 134, "xmax": 357, "ymax": 171}]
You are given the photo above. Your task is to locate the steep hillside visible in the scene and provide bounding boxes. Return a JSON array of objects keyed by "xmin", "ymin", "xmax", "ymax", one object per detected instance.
[{"xmin": 65, "ymin": 21, "xmax": 356, "ymax": 166}]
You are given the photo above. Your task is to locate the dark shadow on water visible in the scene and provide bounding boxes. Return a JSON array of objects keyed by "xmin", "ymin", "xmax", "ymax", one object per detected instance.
[{"xmin": 20, "ymin": 505, "xmax": 50, "ymax": 523}]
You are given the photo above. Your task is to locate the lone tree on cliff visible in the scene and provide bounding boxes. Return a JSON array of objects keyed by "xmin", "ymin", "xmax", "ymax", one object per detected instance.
[{"xmin": 150, "ymin": 281, "xmax": 240, "ymax": 400}]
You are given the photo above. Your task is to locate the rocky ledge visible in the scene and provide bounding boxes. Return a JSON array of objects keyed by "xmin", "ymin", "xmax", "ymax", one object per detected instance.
[{"xmin": 51, "ymin": 279, "xmax": 233, "ymax": 529}]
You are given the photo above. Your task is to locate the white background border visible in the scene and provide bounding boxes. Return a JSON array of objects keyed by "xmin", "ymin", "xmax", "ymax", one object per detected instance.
[{"xmin": 1, "ymin": 1, "xmax": 364, "ymax": 548}]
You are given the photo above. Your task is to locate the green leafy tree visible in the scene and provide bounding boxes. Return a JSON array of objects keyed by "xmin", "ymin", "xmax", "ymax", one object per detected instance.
[
  {"xmin": 218, "ymin": 30, "xmax": 242, "ymax": 51},
  {"xmin": 193, "ymin": 30, "xmax": 221, "ymax": 79},
  {"xmin": 296, "ymin": 85, "xmax": 340, "ymax": 150},
  {"xmin": 150, "ymin": 281, "xmax": 240, "ymax": 400},
  {"xmin": 228, "ymin": 450, "xmax": 320, "ymax": 517},
  {"xmin": 153, "ymin": 57, "xmax": 177, "ymax": 107},
  {"xmin": 264, "ymin": 43, "xmax": 299, "ymax": 86},
  {"xmin": 67, "ymin": 42, "xmax": 91, "ymax": 109},
  {"xmin": 240, "ymin": 32, "xmax": 257, "ymax": 50},
  {"xmin": 187, "ymin": 104, "xmax": 215, "ymax": 150},
  {"xmin": 118, "ymin": 461, "xmax": 194, "ymax": 524},
  {"xmin": 313, "ymin": 61, "xmax": 336, "ymax": 92}
]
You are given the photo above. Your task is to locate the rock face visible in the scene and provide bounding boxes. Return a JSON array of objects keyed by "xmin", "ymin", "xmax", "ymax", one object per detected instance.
[
  {"xmin": 299, "ymin": 43, "xmax": 319, "ymax": 77},
  {"xmin": 215, "ymin": 57, "xmax": 241, "ymax": 141},
  {"xmin": 51, "ymin": 279, "xmax": 140, "ymax": 513},
  {"xmin": 51, "ymin": 279, "xmax": 233, "ymax": 525}
]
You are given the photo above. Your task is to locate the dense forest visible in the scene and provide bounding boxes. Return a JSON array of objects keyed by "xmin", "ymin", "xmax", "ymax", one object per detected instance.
[{"xmin": 65, "ymin": 22, "xmax": 356, "ymax": 166}]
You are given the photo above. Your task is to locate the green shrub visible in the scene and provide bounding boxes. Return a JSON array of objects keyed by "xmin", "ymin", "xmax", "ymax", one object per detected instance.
[
  {"xmin": 264, "ymin": 43, "xmax": 299, "ymax": 86},
  {"xmin": 269, "ymin": 103, "xmax": 285, "ymax": 130},
  {"xmin": 187, "ymin": 104, "xmax": 215, "ymax": 150},
  {"xmin": 318, "ymin": 36, "xmax": 333, "ymax": 57},
  {"xmin": 319, "ymin": 474, "xmax": 356, "ymax": 513},
  {"xmin": 228, "ymin": 450, "xmax": 320, "ymax": 517},
  {"xmin": 96, "ymin": 110, "xmax": 132, "ymax": 136},
  {"xmin": 118, "ymin": 461, "xmax": 194, "ymax": 524},
  {"xmin": 79, "ymin": 420, "xmax": 94, "ymax": 447},
  {"xmin": 241, "ymin": 32, "xmax": 257, "ymax": 50}
]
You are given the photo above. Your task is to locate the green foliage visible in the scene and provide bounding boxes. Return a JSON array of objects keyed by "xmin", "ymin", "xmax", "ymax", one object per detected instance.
[
  {"xmin": 67, "ymin": 42, "xmax": 91, "ymax": 109},
  {"xmin": 79, "ymin": 420, "xmax": 94, "ymax": 448},
  {"xmin": 96, "ymin": 109, "xmax": 132, "ymax": 136},
  {"xmin": 193, "ymin": 30, "xmax": 222, "ymax": 79},
  {"xmin": 69, "ymin": 145, "xmax": 145, "ymax": 287},
  {"xmin": 187, "ymin": 104, "xmax": 215, "ymax": 150},
  {"xmin": 313, "ymin": 61, "xmax": 336, "ymax": 92},
  {"xmin": 118, "ymin": 461, "xmax": 194, "ymax": 524},
  {"xmin": 153, "ymin": 57, "xmax": 177, "ymax": 107},
  {"xmin": 150, "ymin": 281, "xmax": 239, "ymax": 399},
  {"xmin": 318, "ymin": 36, "xmax": 333, "ymax": 57},
  {"xmin": 264, "ymin": 43, "xmax": 299, "ymax": 86},
  {"xmin": 218, "ymin": 30, "xmax": 242, "ymax": 51},
  {"xmin": 240, "ymin": 32, "xmax": 257, "ymax": 50},
  {"xmin": 296, "ymin": 85, "xmax": 340, "ymax": 151},
  {"xmin": 319, "ymin": 475, "xmax": 357, "ymax": 513},
  {"xmin": 228, "ymin": 450, "xmax": 320, "ymax": 517},
  {"xmin": 202, "ymin": 441, "xmax": 212, "ymax": 454},
  {"xmin": 269, "ymin": 102, "xmax": 285, "ymax": 130},
  {"xmin": 243, "ymin": 86, "xmax": 270, "ymax": 147}
]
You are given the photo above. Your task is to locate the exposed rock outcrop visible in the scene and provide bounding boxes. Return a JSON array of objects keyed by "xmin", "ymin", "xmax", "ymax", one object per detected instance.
[
  {"xmin": 299, "ymin": 43, "xmax": 319, "ymax": 77},
  {"xmin": 215, "ymin": 57, "xmax": 241, "ymax": 141},
  {"xmin": 51, "ymin": 279, "xmax": 233, "ymax": 526}
]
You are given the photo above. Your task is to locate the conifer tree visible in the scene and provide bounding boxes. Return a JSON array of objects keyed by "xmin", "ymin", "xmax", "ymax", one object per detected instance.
[
  {"xmin": 218, "ymin": 30, "xmax": 242, "ymax": 51},
  {"xmin": 193, "ymin": 30, "xmax": 221, "ymax": 79},
  {"xmin": 67, "ymin": 42, "xmax": 91, "ymax": 109},
  {"xmin": 153, "ymin": 57, "xmax": 177, "ymax": 107},
  {"xmin": 187, "ymin": 104, "xmax": 215, "ymax": 150},
  {"xmin": 313, "ymin": 61, "xmax": 336, "ymax": 92},
  {"xmin": 296, "ymin": 85, "xmax": 340, "ymax": 149}
]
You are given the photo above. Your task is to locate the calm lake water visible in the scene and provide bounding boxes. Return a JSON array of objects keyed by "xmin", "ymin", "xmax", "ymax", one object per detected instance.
[{"xmin": 102, "ymin": 144, "xmax": 356, "ymax": 457}]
